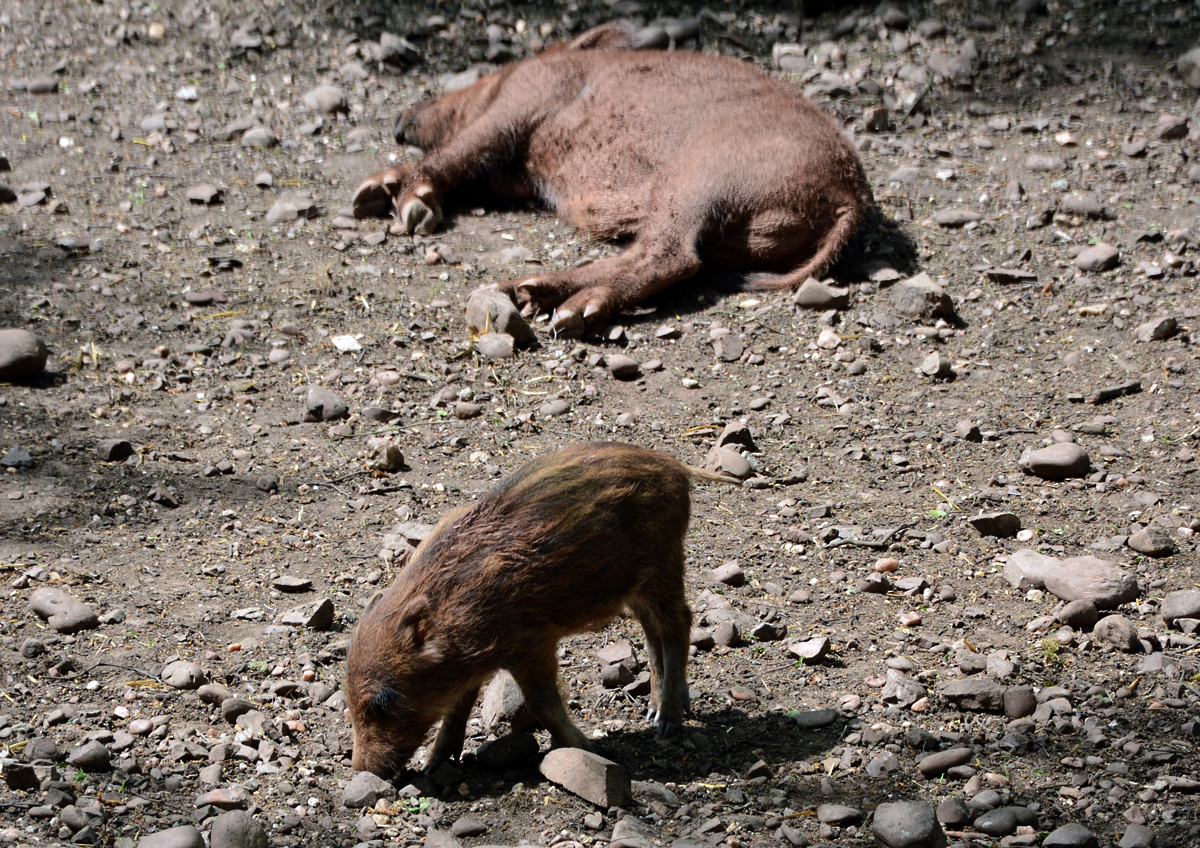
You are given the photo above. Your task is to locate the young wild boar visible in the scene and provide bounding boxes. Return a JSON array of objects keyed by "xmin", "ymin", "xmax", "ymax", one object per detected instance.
[
  {"xmin": 345, "ymin": 442, "xmax": 700, "ymax": 777},
  {"xmin": 353, "ymin": 21, "xmax": 871, "ymax": 336}
]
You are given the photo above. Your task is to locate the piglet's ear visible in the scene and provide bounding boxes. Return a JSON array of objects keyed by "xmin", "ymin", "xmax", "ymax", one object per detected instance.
[{"xmin": 397, "ymin": 595, "xmax": 431, "ymax": 648}]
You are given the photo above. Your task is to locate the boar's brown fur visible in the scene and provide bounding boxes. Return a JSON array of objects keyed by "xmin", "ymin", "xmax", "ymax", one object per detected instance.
[
  {"xmin": 353, "ymin": 21, "xmax": 871, "ymax": 336},
  {"xmin": 345, "ymin": 442, "xmax": 696, "ymax": 777}
]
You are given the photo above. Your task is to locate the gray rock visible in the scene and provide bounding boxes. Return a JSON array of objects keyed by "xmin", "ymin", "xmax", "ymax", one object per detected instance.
[
  {"xmin": 605, "ymin": 354, "xmax": 640, "ymax": 380},
  {"xmin": 940, "ymin": 678, "xmax": 1005, "ymax": 712},
  {"xmin": 450, "ymin": 816, "xmax": 487, "ymax": 838},
  {"xmin": 1019, "ymin": 443, "xmax": 1089, "ymax": 478},
  {"xmin": 936, "ymin": 797, "xmax": 970, "ymax": 827},
  {"xmin": 27, "ymin": 587, "xmax": 99, "ymax": 634},
  {"xmin": 240, "ymin": 126, "xmax": 278, "ymax": 149},
  {"xmin": 97, "ymin": 439, "xmax": 134, "ymax": 462},
  {"xmin": 1162, "ymin": 590, "xmax": 1200, "ymax": 627},
  {"xmin": 475, "ymin": 332, "xmax": 516, "ymax": 359},
  {"xmin": 465, "ymin": 288, "xmax": 535, "ymax": 344},
  {"xmin": 1056, "ymin": 599, "xmax": 1099, "ymax": 629},
  {"xmin": 817, "ymin": 803, "xmax": 862, "ymax": 825},
  {"xmin": 1127, "ymin": 527, "xmax": 1176, "ymax": 557},
  {"xmin": 881, "ymin": 669, "xmax": 927, "ymax": 708},
  {"xmin": 303, "ymin": 85, "xmax": 348, "ymax": 114},
  {"xmin": 0, "ymin": 329, "xmax": 49, "ymax": 380},
  {"xmin": 1043, "ymin": 822, "xmax": 1099, "ymax": 848},
  {"xmin": 705, "ymin": 446, "xmax": 752, "ymax": 479},
  {"xmin": 210, "ymin": 810, "xmax": 268, "ymax": 848},
  {"xmin": 916, "ymin": 747, "xmax": 973, "ymax": 778},
  {"xmin": 871, "ymin": 800, "xmax": 947, "ymax": 848},
  {"xmin": 788, "ymin": 636, "xmax": 831, "ymax": 663},
  {"xmin": 1093, "ymin": 615, "xmax": 1141, "ymax": 652},
  {"xmin": 1118, "ymin": 824, "xmax": 1156, "ymax": 848},
  {"xmin": 1059, "ymin": 193, "xmax": 1112, "ymax": 219},
  {"xmin": 278, "ymin": 598, "xmax": 334, "ymax": 629},
  {"xmin": 933, "ymin": 209, "xmax": 983, "ymax": 227},
  {"xmin": 476, "ymin": 733, "xmax": 539, "ymax": 770},
  {"xmin": 161, "ymin": 660, "xmax": 207, "ymax": 690},
  {"xmin": 968, "ymin": 511, "xmax": 1020, "ymax": 537},
  {"xmin": 424, "ymin": 830, "xmax": 463, "ymax": 848},
  {"xmin": 1135, "ymin": 317, "xmax": 1176, "ymax": 342},
  {"xmin": 973, "ymin": 806, "xmax": 1037, "ymax": 836},
  {"xmin": 713, "ymin": 335, "xmax": 744, "ymax": 362},
  {"xmin": 792, "ymin": 278, "xmax": 850, "ymax": 309},
  {"xmin": 342, "ymin": 770, "xmax": 395, "ymax": 808},
  {"xmin": 1, "ymin": 446, "xmax": 33, "ymax": 469},
  {"xmin": 710, "ymin": 562, "xmax": 744, "ymax": 586},
  {"xmin": 1074, "ymin": 243, "xmax": 1120, "ymax": 272},
  {"xmin": 920, "ymin": 352, "xmax": 954, "ymax": 379},
  {"xmin": 186, "ymin": 184, "xmax": 223, "ymax": 205},
  {"xmin": 266, "ymin": 192, "xmax": 317, "ymax": 223},
  {"xmin": 891, "ymin": 272, "xmax": 954, "ymax": 319},
  {"xmin": 1004, "ymin": 549, "xmax": 1138, "ymax": 609},
  {"xmin": 303, "ymin": 385, "xmax": 348, "ymax": 422},
  {"xmin": 2, "ymin": 761, "xmax": 39, "ymax": 791},
  {"xmin": 66, "ymin": 740, "xmax": 110, "ymax": 771},
  {"xmin": 1025, "ymin": 154, "xmax": 1067, "ymax": 172},
  {"xmin": 1003, "ymin": 685, "xmax": 1037, "ymax": 719},
  {"xmin": 1178, "ymin": 47, "xmax": 1200, "ymax": 88},
  {"xmin": 136, "ymin": 826, "xmax": 206, "ymax": 848},
  {"xmin": 539, "ymin": 748, "xmax": 631, "ymax": 808},
  {"xmin": 793, "ymin": 709, "xmax": 839, "ymax": 729},
  {"xmin": 480, "ymin": 670, "xmax": 533, "ymax": 733}
]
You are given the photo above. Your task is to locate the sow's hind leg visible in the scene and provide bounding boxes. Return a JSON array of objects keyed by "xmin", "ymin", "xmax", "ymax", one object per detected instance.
[
  {"xmin": 509, "ymin": 643, "xmax": 592, "ymax": 751},
  {"xmin": 494, "ymin": 203, "xmax": 706, "ymax": 336}
]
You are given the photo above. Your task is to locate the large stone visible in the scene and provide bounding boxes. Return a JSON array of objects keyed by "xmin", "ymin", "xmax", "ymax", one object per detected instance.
[
  {"xmin": 538, "ymin": 748, "xmax": 631, "ymax": 808},
  {"xmin": 476, "ymin": 733, "xmax": 539, "ymax": 770},
  {"xmin": 136, "ymin": 826, "xmax": 206, "ymax": 848},
  {"xmin": 1162, "ymin": 590, "xmax": 1200, "ymax": 627},
  {"xmin": 303, "ymin": 85, "xmax": 348, "ymax": 114},
  {"xmin": 303, "ymin": 386, "xmax": 348, "ymax": 422},
  {"xmin": 209, "ymin": 810, "xmax": 269, "ymax": 848},
  {"xmin": 1074, "ymin": 243, "xmax": 1120, "ymax": 272},
  {"xmin": 278, "ymin": 598, "xmax": 335, "ymax": 629},
  {"xmin": 27, "ymin": 587, "xmax": 99, "ymax": 634},
  {"xmin": 967, "ymin": 511, "xmax": 1021, "ymax": 538},
  {"xmin": 1019, "ymin": 443, "xmax": 1089, "ymax": 478},
  {"xmin": 266, "ymin": 192, "xmax": 318, "ymax": 223},
  {"xmin": 1127, "ymin": 527, "xmax": 1176, "ymax": 557},
  {"xmin": 0, "ymin": 329, "xmax": 49, "ymax": 380},
  {"xmin": 940, "ymin": 678, "xmax": 1005, "ymax": 712},
  {"xmin": 792, "ymin": 278, "xmax": 850, "ymax": 309},
  {"xmin": 881, "ymin": 669, "xmax": 927, "ymax": 708},
  {"xmin": 916, "ymin": 747, "xmax": 973, "ymax": 778},
  {"xmin": 480, "ymin": 670, "xmax": 534, "ymax": 733},
  {"xmin": 1004, "ymin": 549, "xmax": 1138, "ymax": 609},
  {"xmin": 1093, "ymin": 615, "xmax": 1141, "ymax": 653},
  {"xmin": 465, "ymin": 288, "xmax": 535, "ymax": 344},
  {"xmin": 890, "ymin": 272, "xmax": 954, "ymax": 319},
  {"xmin": 66, "ymin": 740, "xmax": 111, "ymax": 771},
  {"xmin": 161, "ymin": 660, "xmax": 207, "ymax": 690},
  {"xmin": 342, "ymin": 770, "xmax": 395, "ymax": 808},
  {"xmin": 1043, "ymin": 822, "xmax": 1099, "ymax": 848},
  {"xmin": 872, "ymin": 800, "xmax": 947, "ymax": 848}
]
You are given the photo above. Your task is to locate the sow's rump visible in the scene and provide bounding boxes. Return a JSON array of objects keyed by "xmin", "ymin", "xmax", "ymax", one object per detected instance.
[{"xmin": 354, "ymin": 21, "xmax": 871, "ymax": 335}]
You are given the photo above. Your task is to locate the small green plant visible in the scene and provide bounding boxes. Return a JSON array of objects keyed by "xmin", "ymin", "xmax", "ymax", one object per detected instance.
[
  {"xmin": 73, "ymin": 768, "xmax": 87, "ymax": 783},
  {"xmin": 404, "ymin": 797, "xmax": 431, "ymax": 814},
  {"xmin": 928, "ymin": 508, "xmax": 947, "ymax": 518},
  {"xmin": 1040, "ymin": 638, "xmax": 1061, "ymax": 665},
  {"xmin": 130, "ymin": 180, "xmax": 148, "ymax": 205}
]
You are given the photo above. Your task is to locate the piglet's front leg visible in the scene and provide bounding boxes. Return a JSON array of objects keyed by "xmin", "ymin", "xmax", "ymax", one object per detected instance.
[{"xmin": 351, "ymin": 164, "xmax": 444, "ymax": 235}]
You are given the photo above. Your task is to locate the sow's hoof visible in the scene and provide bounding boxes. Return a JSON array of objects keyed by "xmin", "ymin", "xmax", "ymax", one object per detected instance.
[
  {"xmin": 398, "ymin": 184, "xmax": 443, "ymax": 235},
  {"xmin": 351, "ymin": 165, "xmax": 413, "ymax": 219}
]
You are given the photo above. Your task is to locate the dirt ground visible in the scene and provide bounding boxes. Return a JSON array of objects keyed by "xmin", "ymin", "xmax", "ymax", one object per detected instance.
[{"xmin": 2, "ymin": 0, "xmax": 1200, "ymax": 846}]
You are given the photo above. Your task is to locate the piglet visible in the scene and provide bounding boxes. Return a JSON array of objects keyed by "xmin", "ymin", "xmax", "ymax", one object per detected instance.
[
  {"xmin": 354, "ymin": 21, "xmax": 871, "ymax": 336},
  {"xmin": 345, "ymin": 441, "xmax": 702, "ymax": 777}
]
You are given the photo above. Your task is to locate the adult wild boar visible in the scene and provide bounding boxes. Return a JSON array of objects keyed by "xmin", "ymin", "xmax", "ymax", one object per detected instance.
[{"xmin": 353, "ymin": 21, "xmax": 871, "ymax": 336}]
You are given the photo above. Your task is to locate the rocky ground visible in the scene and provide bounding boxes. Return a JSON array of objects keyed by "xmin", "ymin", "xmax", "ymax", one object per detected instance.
[{"xmin": 2, "ymin": 0, "xmax": 1200, "ymax": 847}]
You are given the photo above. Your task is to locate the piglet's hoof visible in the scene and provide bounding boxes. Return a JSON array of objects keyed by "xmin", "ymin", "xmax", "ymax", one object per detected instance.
[
  {"xmin": 659, "ymin": 722, "xmax": 682, "ymax": 739},
  {"xmin": 399, "ymin": 186, "xmax": 443, "ymax": 235}
]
